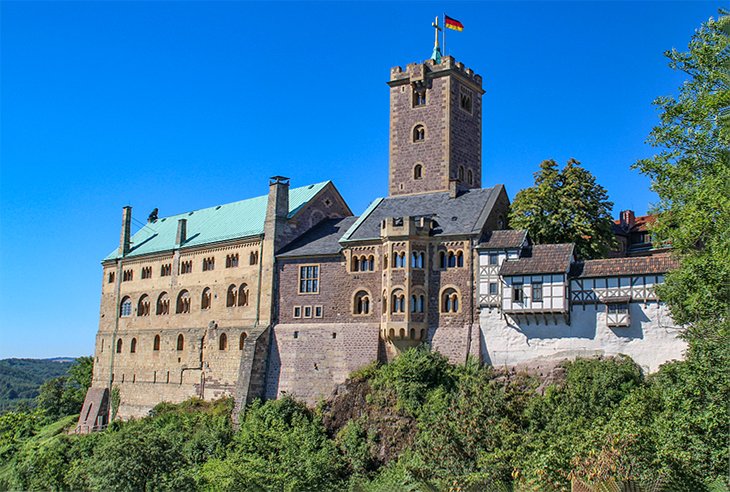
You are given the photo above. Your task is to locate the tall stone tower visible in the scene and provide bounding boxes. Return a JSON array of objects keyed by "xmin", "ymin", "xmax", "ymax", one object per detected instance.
[{"xmin": 387, "ymin": 56, "xmax": 484, "ymax": 196}]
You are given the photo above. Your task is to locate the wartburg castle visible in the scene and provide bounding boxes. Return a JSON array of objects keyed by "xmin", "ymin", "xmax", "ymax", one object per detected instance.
[{"xmin": 78, "ymin": 34, "xmax": 685, "ymax": 430}]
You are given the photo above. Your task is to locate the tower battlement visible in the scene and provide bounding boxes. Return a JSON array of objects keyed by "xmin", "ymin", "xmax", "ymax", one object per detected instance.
[{"xmin": 389, "ymin": 56, "xmax": 483, "ymax": 88}]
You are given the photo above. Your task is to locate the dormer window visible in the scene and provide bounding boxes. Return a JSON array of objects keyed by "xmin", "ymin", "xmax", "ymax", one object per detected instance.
[{"xmin": 413, "ymin": 125, "xmax": 425, "ymax": 142}]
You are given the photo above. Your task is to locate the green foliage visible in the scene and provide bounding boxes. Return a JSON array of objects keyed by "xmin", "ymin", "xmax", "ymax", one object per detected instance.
[
  {"xmin": 35, "ymin": 356, "xmax": 94, "ymax": 420},
  {"xmin": 370, "ymin": 346, "xmax": 456, "ymax": 416},
  {"xmin": 633, "ymin": 12, "xmax": 730, "ymax": 326},
  {"xmin": 509, "ymin": 158, "xmax": 615, "ymax": 259},
  {"xmin": 200, "ymin": 397, "xmax": 345, "ymax": 491},
  {"xmin": 0, "ymin": 358, "xmax": 74, "ymax": 413}
]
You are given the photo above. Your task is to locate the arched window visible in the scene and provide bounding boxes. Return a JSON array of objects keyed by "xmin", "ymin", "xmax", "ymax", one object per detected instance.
[
  {"xmin": 153, "ymin": 334, "xmax": 160, "ymax": 351},
  {"xmin": 249, "ymin": 251, "xmax": 259, "ymax": 265},
  {"xmin": 441, "ymin": 288, "xmax": 460, "ymax": 313},
  {"xmin": 156, "ymin": 292, "xmax": 170, "ymax": 315},
  {"xmin": 391, "ymin": 290, "xmax": 405, "ymax": 313},
  {"xmin": 410, "ymin": 328, "xmax": 416, "ymax": 339},
  {"xmin": 399, "ymin": 328, "xmax": 406, "ymax": 338},
  {"xmin": 414, "ymin": 164, "xmax": 423, "ymax": 180},
  {"xmin": 382, "ymin": 292, "xmax": 388, "ymax": 314},
  {"xmin": 439, "ymin": 251, "xmax": 447, "ymax": 269},
  {"xmin": 352, "ymin": 256, "xmax": 360, "ymax": 272},
  {"xmin": 116, "ymin": 338, "xmax": 123, "ymax": 353},
  {"xmin": 368, "ymin": 255, "xmax": 375, "ymax": 271},
  {"xmin": 176, "ymin": 334, "xmax": 184, "ymax": 351},
  {"xmin": 467, "ymin": 169, "xmax": 473, "ymax": 185},
  {"xmin": 120, "ymin": 297, "xmax": 132, "ymax": 317},
  {"xmin": 456, "ymin": 250, "xmax": 464, "ymax": 267},
  {"xmin": 219, "ymin": 333, "xmax": 227, "ymax": 351},
  {"xmin": 458, "ymin": 166, "xmax": 465, "ymax": 181},
  {"xmin": 354, "ymin": 290, "xmax": 370, "ymax": 315},
  {"xmin": 238, "ymin": 284, "xmax": 249, "ymax": 307},
  {"xmin": 130, "ymin": 338, "xmax": 137, "ymax": 353},
  {"xmin": 448, "ymin": 251, "xmax": 456, "ymax": 268},
  {"xmin": 239, "ymin": 333, "xmax": 247, "ymax": 350},
  {"xmin": 176, "ymin": 290, "xmax": 191, "ymax": 314},
  {"xmin": 418, "ymin": 295, "xmax": 425, "ymax": 313},
  {"xmin": 226, "ymin": 284, "xmax": 237, "ymax": 307},
  {"xmin": 360, "ymin": 256, "xmax": 369, "ymax": 271},
  {"xmin": 137, "ymin": 295, "xmax": 150, "ymax": 316},
  {"xmin": 410, "ymin": 295, "xmax": 417, "ymax": 312},
  {"xmin": 413, "ymin": 125, "xmax": 425, "ymax": 142},
  {"xmin": 201, "ymin": 287, "xmax": 212, "ymax": 310}
]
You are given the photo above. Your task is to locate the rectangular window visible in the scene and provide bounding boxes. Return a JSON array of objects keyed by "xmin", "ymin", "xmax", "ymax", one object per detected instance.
[
  {"xmin": 413, "ymin": 87, "xmax": 426, "ymax": 107},
  {"xmin": 489, "ymin": 282, "xmax": 498, "ymax": 295},
  {"xmin": 299, "ymin": 265, "xmax": 320, "ymax": 294},
  {"xmin": 314, "ymin": 306, "xmax": 323, "ymax": 318},
  {"xmin": 303, "ymin": 306, "xmax": 312, "ymax": 318},
  {"xmin": 489, "ymin": 253, "xmax": 499, "ymax": 265},
  {"xmin": 108, "ymin": 271, "xmax": 115, "ymax": 284},
  {"xmin": 532, "ymin": 282, "xmax": 543, "ymax": 302},
  {"xmin": 293, "ymin": 306, "xmax": 302, "ymax": 319},
  {"xmin": 513, "ymin": 283, "xmax": 524, "ymax": 303}
]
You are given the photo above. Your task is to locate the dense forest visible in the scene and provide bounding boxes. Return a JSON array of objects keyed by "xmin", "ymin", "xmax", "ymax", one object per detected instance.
[
  {"xmin": 0, "ymin": 358, "xmax": 75, "ymax": 413},
  {"xmin": 0, "ymin": 11, "xmax": 727, "ymax": 492}
]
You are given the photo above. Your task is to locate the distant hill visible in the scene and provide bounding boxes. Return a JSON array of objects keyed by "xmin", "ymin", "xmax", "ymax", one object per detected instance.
[{"xmin": 0, "ymin": 358, "xmax": 77, "ymax": 413}]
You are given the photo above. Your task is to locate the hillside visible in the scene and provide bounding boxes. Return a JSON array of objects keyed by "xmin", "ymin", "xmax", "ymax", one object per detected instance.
[{"xmin": 0, "ymin": 358, "xmax": 75, "ymax": 413}]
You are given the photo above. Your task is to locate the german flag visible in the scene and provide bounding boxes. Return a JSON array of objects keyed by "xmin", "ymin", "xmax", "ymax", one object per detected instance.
[{"xmin": 444, "ymin": 15, "xmax": 463, "ymax": 32}]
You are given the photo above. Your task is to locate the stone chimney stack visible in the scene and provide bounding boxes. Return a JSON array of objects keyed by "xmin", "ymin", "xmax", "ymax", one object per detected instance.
[
  {"xmin": 176, "ymin": 218, "xmax": 187, "ymax": 247},
  {"xmin": 265, "ymin": 176, "xmax": 290, "ymax": 245},
  {"xmin": 119, "ymin": 206, "xmax": 132, "ymax": 256},
  {"xmin": 619, "ymin": 210, "xmax": 635, "ymax": 230},
  {"xmin": 448, "ymin": 179, "xmax": 459, "ymax": 199}
]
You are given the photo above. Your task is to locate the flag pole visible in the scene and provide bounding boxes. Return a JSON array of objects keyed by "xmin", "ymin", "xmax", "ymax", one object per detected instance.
[{"xmin": 442, "ymin": 13, "xmax": 446, "ymax": 57}]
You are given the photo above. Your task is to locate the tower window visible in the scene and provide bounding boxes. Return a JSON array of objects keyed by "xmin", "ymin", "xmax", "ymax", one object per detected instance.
[
  {"xmin": 413, "ymin": 86, "xmax": 426, "ymax": 106},
  {"xmin": 460, "ymin": 88, "xmax": 473, "ymax": 114},
  {"xmin": 413, "ymin": 125, "xmax": 425, "ymax": 142},
  {"xmin": 467, "ymin": 170, "xmax": 473, "ymax": 185},
  {"xmin": 413, "ymin": 164, "xmax": 423, "ymax": 180},
  {"xmin": 119, "ymin": 297, "xmax": 132, "ymax": 317},
  {"xmin": 458, "ymin": 166, "xmax": 465, "ymax": 182}
]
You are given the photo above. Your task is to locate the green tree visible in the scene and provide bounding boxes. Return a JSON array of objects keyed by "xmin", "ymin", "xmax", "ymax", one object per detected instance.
[
  {"xmin": 633, "ymin": 12, "xmax": 729, "ymax": 327},
  {"xmin": 34, "ymin": 356, "xmax": 94, "ymax": 419},
  {"xmin": 509, "ymin": 159, "xmax": 615, "ymax": 259}
]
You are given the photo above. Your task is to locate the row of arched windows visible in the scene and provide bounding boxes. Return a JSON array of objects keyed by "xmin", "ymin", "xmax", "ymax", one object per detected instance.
[
  {"xmin": 119, "ymin": 284, "xmax": 249, "ymax": 317},
  {"xmin": 380, "ymin": 288, "xmax": 460, "ymax": 314},
  {"xmin": 115, "ymin": 332, "xmax": 248, "ymax": 354},
  {"xmin": 352, "ymin": 255, "xmax": 375, "ymax": 272},
  {"xmin": 439, "ymin": 250, "xmax": 465, "ymax": 269}
]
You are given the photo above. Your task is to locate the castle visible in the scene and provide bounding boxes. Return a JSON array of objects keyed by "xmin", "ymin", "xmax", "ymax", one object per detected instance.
[{"xmin": 78, "ymin": 46, "xmax": 685, "ymax": 431}]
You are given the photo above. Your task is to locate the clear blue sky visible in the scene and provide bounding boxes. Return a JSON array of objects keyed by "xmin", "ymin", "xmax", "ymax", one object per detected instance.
[{"xmin": 0, "ymin": 1, "xmax": 719, "ymax": 358}]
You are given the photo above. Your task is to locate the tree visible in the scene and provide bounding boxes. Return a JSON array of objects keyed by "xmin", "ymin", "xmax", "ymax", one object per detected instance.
[
  {"xmin": 632, "ymin": 12, "xmax": 729, "ymax": 327},
  {"xmin": 509, "ymin": 159, "xmax": 615, "ymax": 259}
]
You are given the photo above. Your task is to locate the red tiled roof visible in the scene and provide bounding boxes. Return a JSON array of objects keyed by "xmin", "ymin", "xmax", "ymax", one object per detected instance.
[
  {"xmin": 500, "ymin": 243, "xmax": 574, "ymax": 276},
  {"xmin": 477, "ymin": 229, "xmax": 528, "ymax": 249},
  {"xmin": 571, "ymin": 254, "xmax": 679, "ymax": 278},
  {"xmin": 613, "ymin": 214, "xmax": 656, "ymax": 234}
]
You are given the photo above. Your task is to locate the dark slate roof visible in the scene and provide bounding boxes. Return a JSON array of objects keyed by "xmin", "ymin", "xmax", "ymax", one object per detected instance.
[
  {"xmin": 571, "ymin": 254, "xmax": 679, "ymax": 278},
  {"xmin": 500, "ymin": 243, "xmax": 575, "ymax": 276},
  {"xmin": 277, "ymin": 216, "xmax": 359, "ymax": 258},
  {"xmin": 342, "ymin": 186, "xmax": 503, "ymax": 241},
  {"xmin": 477, "ymin": 230, "xmax": 528, "ymax": 249}
]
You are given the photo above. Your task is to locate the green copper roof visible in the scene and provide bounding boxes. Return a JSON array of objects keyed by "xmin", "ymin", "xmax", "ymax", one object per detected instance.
[{"xmin": 104, "ymin": 181, "xmax": 330, "ymax": 261}]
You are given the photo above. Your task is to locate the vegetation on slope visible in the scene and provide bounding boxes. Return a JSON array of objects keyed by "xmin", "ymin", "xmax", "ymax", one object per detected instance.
[{"xmin": 0, "ymin": 358, "xmax": 75, "ymax": 413}]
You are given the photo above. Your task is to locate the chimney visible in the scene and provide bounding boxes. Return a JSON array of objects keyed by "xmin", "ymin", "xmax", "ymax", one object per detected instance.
[
  {"xmin": 176, "ymin": 218, "xmax": 187, "ymax": 247},
  {"xmin": 448, "ymin": 179, "xmax": 459, "ymax": 199},
  {"xmin": 119, "ymin": 206, "xmax": 132, "ymax": 256},
  {"xmin": 619, "ymin": 210, "xmax": 635, "ymax": 230},
  {"xmin": 267, "ymin": 176, "xmax": 290, "ymax": 221}
]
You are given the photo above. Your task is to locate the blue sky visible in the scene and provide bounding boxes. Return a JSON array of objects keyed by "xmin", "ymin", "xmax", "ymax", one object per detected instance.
[{"xmin": 0, "ymin": 1, "xmax": 719, "ymax": 358}]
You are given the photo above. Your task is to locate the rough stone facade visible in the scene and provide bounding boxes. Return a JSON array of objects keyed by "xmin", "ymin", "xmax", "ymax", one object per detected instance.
[{"xmin": 80, "ymin": 51, "xmax": 686, "ymax": 426}]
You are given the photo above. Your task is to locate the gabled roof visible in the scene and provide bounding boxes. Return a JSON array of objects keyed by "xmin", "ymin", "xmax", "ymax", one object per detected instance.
[
  {"xmin": 104, "ymin": 181, "xmax": 331, "ymax": 261},
  {"xmin": 500, "ymin": 243, "xmax": 575, "ymax": 276},
  {"xmin": 341, "ymin": 186, "xmax": 503, "ymax": 242},
  {"xmin": 278, "ymin": 216, "xmax": 359, "ymax": 258},
  {"xmin": 477, "ymin": 229, "xmax": 528, "ymax": 250},
  {"xmin": 570, "ymin": 254, "xmax": 678, "ymax": 278}
]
